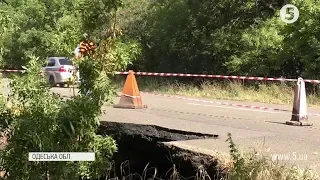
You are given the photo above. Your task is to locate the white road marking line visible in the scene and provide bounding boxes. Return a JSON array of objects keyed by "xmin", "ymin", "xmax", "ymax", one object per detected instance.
[
  {"xmin": 188, "ymin": 103, "xmax": 282, "ymax": 114},
  {"xmin": 122, "ymin": 94, "xmax": 141, "ymax": 98}
]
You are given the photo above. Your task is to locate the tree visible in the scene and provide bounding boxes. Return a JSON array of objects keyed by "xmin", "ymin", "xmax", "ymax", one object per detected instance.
[
  {"xmin": 118, "ymin": 0, "xmax": 320, "ymax": 79},
  {"xmin": 278, "ymin": 0, "xmax": 320, "ymax": 78}
]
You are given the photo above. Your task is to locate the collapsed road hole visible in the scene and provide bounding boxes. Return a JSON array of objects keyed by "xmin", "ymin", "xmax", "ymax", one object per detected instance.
[
  {"xmin": 98, "ymin": 121, "xmax": 219, "ymax": 142},
  {"xmin": 97, "ymin": 121, "xmax": 224, "ymax": 179}
]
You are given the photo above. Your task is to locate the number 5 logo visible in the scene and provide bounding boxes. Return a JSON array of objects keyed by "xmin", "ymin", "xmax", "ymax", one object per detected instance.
[{"xmin": 280, "ymin": 4, "xmax": 299, "ymax": 23}]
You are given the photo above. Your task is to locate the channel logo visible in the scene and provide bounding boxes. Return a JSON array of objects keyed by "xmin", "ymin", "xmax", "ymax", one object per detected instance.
[{"xmin": 280, "ymin": 4, "xmax": 299, "ymax": 24}]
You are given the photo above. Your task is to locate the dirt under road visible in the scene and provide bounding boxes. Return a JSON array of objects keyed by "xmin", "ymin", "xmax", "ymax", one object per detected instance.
[{"xmin": 97, "ymin": 121, "xmax": 224, "ymax": 179}]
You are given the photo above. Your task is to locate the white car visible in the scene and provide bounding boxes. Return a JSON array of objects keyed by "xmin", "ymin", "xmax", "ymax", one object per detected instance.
[{"xmin": 43, "ymin": 57, "xmax": 79, "ymax": 87}]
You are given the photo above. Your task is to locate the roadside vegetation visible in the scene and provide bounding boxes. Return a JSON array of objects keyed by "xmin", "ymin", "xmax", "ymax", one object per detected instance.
[
  {"xmin": 224, "ymin": 133, "xmax": 319, "ymax": 180},
  {"xmin": 0, "ymin": 0, "xmax": 320, "ymax": 179},
  {"xmin": 115, "ymin": 77, "xmax": 320, "ymax": 107}
]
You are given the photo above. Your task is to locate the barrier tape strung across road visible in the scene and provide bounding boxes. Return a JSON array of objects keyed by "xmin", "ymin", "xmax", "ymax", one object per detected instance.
[
  {"xmin": 2, "ymin": 69, "xmax": 320, "ymax": 83},
  {"xmin": 116, "ymin": 72, "xmax": 320, "ymax": 84},
  {"xmin": 142, "ymin": 92, "xmax": 320, "ymax": 116},
  {"xmin": 0, "ymin": 69, "xmax": 25, "ymax": 72}
]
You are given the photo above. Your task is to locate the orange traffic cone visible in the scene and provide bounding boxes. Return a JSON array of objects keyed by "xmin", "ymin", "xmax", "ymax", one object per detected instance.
[
  {"xmin": 286, "ymin": 78, "xmax": 312, "ymax": 126},
  {"xmin": 113, "ymin": 70, "xmax": 147, "ymax": 109}
]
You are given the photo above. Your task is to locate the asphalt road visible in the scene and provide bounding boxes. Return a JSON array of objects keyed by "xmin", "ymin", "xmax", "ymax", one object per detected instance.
[{"xmin": 2, "ymin": 80, "xmax": 320, "ymax": 172}]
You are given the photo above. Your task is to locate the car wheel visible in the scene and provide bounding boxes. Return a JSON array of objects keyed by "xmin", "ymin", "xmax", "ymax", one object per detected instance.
[
  {"xmin": 59, "ymin": 83, "xmax": 65, "ymax": 88},
  {"xmin": 49, "ymin": 76, "xmax": 55, "ymax": 86}
]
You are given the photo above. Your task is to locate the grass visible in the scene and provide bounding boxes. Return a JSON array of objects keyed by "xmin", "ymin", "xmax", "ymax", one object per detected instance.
[
  {"xmin": 224, "ymin": 133, "xmax": 319, "ymax": 180},
  {"xmin": 223, "ymin": 150, "xmax": 319, "ymax": 180},
  {"xmin": 114, "ymin": 76, "xmax": 320, "ymax": 107},
  {"xmin": 107, "ymin": 160, "xmax": 319, "ymax": 180}
]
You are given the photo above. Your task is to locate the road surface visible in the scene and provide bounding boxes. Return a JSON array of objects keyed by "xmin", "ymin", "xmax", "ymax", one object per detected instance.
[{"xmin": 2, "ymin": 80, "xmax": 320, "ymax": 172}]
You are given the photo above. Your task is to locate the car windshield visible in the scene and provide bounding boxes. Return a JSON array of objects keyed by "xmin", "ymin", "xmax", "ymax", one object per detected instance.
[{"xmin": 59, "ymin": 58, "xmax": 73, "ymax": 65}]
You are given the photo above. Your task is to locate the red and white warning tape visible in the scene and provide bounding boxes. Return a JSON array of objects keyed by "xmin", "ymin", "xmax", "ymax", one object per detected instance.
[
  {"xmin": 116, "ymin": 71, "xmax": 320, "ymax": 84},
  {"xmin": 1, "ymin": 69, "xmax": 319, "ymax": 116},
  {"xmin": 143, "ymin": 92, "xmax": 320, "ymax": 116},
  {"xmin": 1, "ymin": 69, "xmax": 320, "ymax": 84},
  {"xmin": 0, "ymin": 69, "xmax": 25, "ymax": 73}
]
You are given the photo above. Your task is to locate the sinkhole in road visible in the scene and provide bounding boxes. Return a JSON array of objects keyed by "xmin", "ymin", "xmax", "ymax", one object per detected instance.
[{"xmin": 97, "ymin": 121, "xmax": 223, "ymax": 179}]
